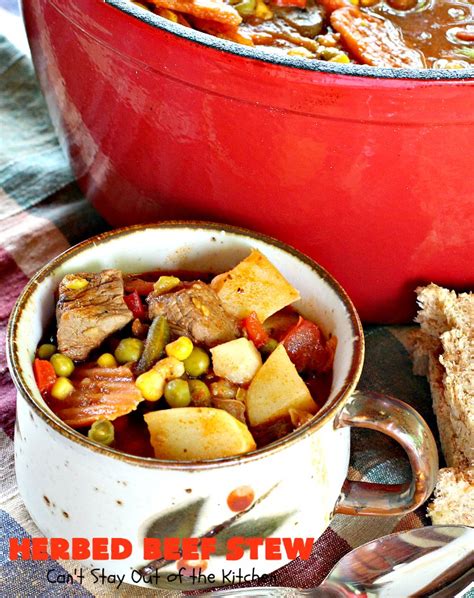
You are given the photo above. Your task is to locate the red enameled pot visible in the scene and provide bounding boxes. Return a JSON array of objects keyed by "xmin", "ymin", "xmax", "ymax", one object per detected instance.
[{"xmin": 22, "ymin": 0, "xmax": 474, "ymax": 322}]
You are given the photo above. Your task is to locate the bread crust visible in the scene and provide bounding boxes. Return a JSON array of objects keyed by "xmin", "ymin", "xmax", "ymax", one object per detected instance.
[{"xmin": 409, "ymin": 284, "xmax": 473, "ymax": 525}]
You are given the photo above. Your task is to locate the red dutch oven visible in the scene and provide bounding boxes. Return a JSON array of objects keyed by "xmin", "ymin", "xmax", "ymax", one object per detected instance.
[{"xmin": 22, "ymin": 0, "xmax": 474, "ymax": 322}]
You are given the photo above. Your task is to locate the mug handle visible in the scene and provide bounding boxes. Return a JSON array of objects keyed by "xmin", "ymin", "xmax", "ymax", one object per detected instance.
[{"xmin": 334, "ymin": 391, "xmax": 438, "ymax": 516}]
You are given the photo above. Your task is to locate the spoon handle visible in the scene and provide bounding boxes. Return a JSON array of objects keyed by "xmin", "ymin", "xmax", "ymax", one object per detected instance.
[{"xmin": 197, "ymin": 583, "xmax": 344, "ymax": 597}]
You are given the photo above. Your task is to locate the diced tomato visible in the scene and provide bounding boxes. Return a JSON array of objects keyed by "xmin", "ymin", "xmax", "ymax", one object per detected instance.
[
  {"xmin": 243, "ymin": 311, "xmax": 269, "ymax": 349},
  {"xmin": 456, "ymin": 29, "xmax": 474, "ymax": 42},
  {"xmin": 271, "ymin": 0, "xmax": 306, "ymax": 7},
  {"xmin": 124, "ymin": 278, "xmax": 154, "ymax": 296},
  {"xmin": 281, "ymin": 317, "xmax": 330, "ymax": 373},
  {"xmin": 33, "ymin": 358, "xmax": 57, "ymax": 394},
  {"xmin": 124, "ymin": 290, "xmax": 147, "ymax": 320}
]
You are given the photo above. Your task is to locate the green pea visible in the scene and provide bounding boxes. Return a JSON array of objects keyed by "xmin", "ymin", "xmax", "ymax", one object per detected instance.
[
  {"xmin": 183, "ymin": 347, "xmax": 210, "ymax": 377},
  {"xmin": 188, "ymin": 379, "xmax": 211, "ymax": 407},
  {"xmin": 88, "ymin": 419, "xmax": 114, "ymax": 446},
  {"xmin": 114, "ymin": 338, "xmax": 144, "ymax": 364},
  {"xmin": 37, "ymin": 343, "xmax": 57, "ymax": 360},
  {"xmin": 50, "ymin": 353, "xmax": 75, "ymax": 377},
  {"xmin": 164, "ymin": 379, "xmax": 191, "ymax": 408}
]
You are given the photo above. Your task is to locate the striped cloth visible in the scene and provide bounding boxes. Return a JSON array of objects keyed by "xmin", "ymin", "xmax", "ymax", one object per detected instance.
[{"xmin": 0, "ymin": 9, "xmax": 462, "ymax": 598}]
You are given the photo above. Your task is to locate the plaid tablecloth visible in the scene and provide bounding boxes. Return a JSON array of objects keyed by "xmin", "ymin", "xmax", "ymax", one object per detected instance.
[{"xmin": 0, "ymin": 7, "xmax": 456, "ymax": 597}]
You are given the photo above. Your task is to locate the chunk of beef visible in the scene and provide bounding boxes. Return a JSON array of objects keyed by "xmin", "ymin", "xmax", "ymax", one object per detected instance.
[
  {"xmin": 274, "ymin": 3, "xmax": 325, "ymax": 38},
  {"xmin": 147, "ymin": 281, "xmax": 239, "ymax": 347},
  {"xmin": 56, "ymin": 270, "xmax": 133, "ymax": 361}
]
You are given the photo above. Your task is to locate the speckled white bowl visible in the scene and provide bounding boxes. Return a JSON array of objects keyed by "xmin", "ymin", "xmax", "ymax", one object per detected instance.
[{"xmin": 7, "ymin": 222, "xmax": 437, "ymax": 590}]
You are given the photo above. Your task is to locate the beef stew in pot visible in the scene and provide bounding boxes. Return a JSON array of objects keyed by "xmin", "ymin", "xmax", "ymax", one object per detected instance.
[{"xmin": 131, "ymin": 0, "xmax": 474, "ymax": 68}]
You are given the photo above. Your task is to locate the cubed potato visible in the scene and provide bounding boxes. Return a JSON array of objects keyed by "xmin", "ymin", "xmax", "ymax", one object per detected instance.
[
  {"xmin": 210, "ymin": 338, "xmax": 262, "ymax": 385},
  {"xmin": 211, "ymin": 250, "xmax": 300, "ymax": 322},
  {"xmin": 144, "ymin": 407, "xmax": 256, "ymax": 460},
  {"xmin": 246, "ymin": 344, "xmax": 317, "ymax": 427}
]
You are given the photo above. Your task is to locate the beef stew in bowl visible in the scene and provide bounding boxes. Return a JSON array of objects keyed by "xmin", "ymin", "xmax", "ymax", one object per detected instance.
[
  {"xmin": 9, "ymin": 223, "xmax": 439, "ymax": 587},
  {"xmin": 33, "ymin": 250, "xmax": 336, "ymax": 460}
]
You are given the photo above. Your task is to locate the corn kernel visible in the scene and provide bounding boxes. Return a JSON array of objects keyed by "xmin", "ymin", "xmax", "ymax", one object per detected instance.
[
  {"xmin": 51, "ymin": 377, "xmax": 75, "ymax": 400},
  {"xmin": 156, "ymin": 7, "xmax": 179, "ymax": 22},
  {"xmin": 255, "ymin": 0, "xmax": 273, "ymax": 20},
  {"xmin": 329, "ymin": 54, "xmax": 351, "ymax": 64},
  {"xmin": 97, "ymin": 353, "xmax": 118, "ymax": 368},
  {"xmin": 153, "ymin": 276, "xmax": 180, "ymax": 295},
  {"xmin": 136, "ymin": 369, "xmax": 165, "ymax": 401},
  {"xmin": 65, "ymin": 276, "xmax": 89, "ymax": 290},
  {"xmin": 165, "ymin": 336, "xmax": 194, "ymax": 361},
  {"xmin": 287, "ymin": 48, "xmax": 315, "ymax": 58}
]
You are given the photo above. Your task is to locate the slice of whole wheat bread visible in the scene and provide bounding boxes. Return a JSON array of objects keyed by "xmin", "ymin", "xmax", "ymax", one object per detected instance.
[
  {"xmin": 408, "ymin": 284, "xmax": 473, "ymax": 525},
  {"xmin": 427, "ymin": 467, "xmax": 474, "ymax": 526}
]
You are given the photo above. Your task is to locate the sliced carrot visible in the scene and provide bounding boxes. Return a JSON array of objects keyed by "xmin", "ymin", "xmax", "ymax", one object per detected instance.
[
  {"xmin": 330, "ymin": 7, "xmax": 426, "ymax": 68},
  {"xmin": 46, "ymin": 365, "xmax": 143, "ymax": 429},
  {"xmin": 149, "ymin": 0, "xmax": 242, "ymax": 27},
  {"xmin": 192, "ymin": 17, "xmax": 254, "ymax": 45}
]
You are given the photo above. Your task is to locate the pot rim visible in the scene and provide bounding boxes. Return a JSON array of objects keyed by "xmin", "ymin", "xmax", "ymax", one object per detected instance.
[
  {"xmin": 106, "ymin": 0, "xmax": 474, "ymax": 81},
  {"xmin": 7, "ymin": 221, "xmax": 364, "ymax": 470}
]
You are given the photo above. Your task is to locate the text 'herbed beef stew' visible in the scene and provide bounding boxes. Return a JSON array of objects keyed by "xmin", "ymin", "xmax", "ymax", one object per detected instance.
[
  {"xmin": 32, "ymin": 250, "xmax": 336, "ymax": 461},
  {"xmin": 131, "ymin": 0, "xmax": 474, "ymax": 69}
]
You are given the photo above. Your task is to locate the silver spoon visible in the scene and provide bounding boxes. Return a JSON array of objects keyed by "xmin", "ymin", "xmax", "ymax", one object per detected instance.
[{"xmin": 199, "ymin": 526, "xmax": 474, "ymax": 597}]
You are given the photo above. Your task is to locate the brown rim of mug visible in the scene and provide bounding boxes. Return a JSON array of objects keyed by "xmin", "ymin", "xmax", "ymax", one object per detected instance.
[{"xmin": 7, "ymin": 221, "xmax": 364, "ymax": 471}]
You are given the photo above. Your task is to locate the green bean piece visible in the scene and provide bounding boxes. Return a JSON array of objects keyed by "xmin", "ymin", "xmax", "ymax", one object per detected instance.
[
  {"xmin": 164, "ymin": 379, "xmax": 191, "ymax": 408},
  {"xmin": 50, "ymin": 353, "xmax": 75, "ymax": 377},
  {"xmin": 37, "ymin": 343, "xmax": 57, "ymax": 360},
  {"xmin": 260, "ymin": 338, "xmax": 278, "ymax": 356},
  {"xmin": 135, "ymin": 316, "xmax": 170, "ymax": 374},
  {"xmin": 183, "ymin": 347, "xmax": 210, "ymax": 377},
  {"xmin": 88, "ymin": 420, "xmax": 115, "ymax": 446},
  {"xmin": 233, "ymin": 0, "xmax": 256, "ymax": 16},
  {"xmin": 114, "ymin": 338, "xmax": 144, "ymax": 364},
  {"xmin": 188, "ymin": 379, "xmax": 212, "ymax": 407}
]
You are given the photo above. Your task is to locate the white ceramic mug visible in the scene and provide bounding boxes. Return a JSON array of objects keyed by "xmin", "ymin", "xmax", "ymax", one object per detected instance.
[{"xmin": 7, "ymin": 223, "xmax": 438, "ymax": 590}]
